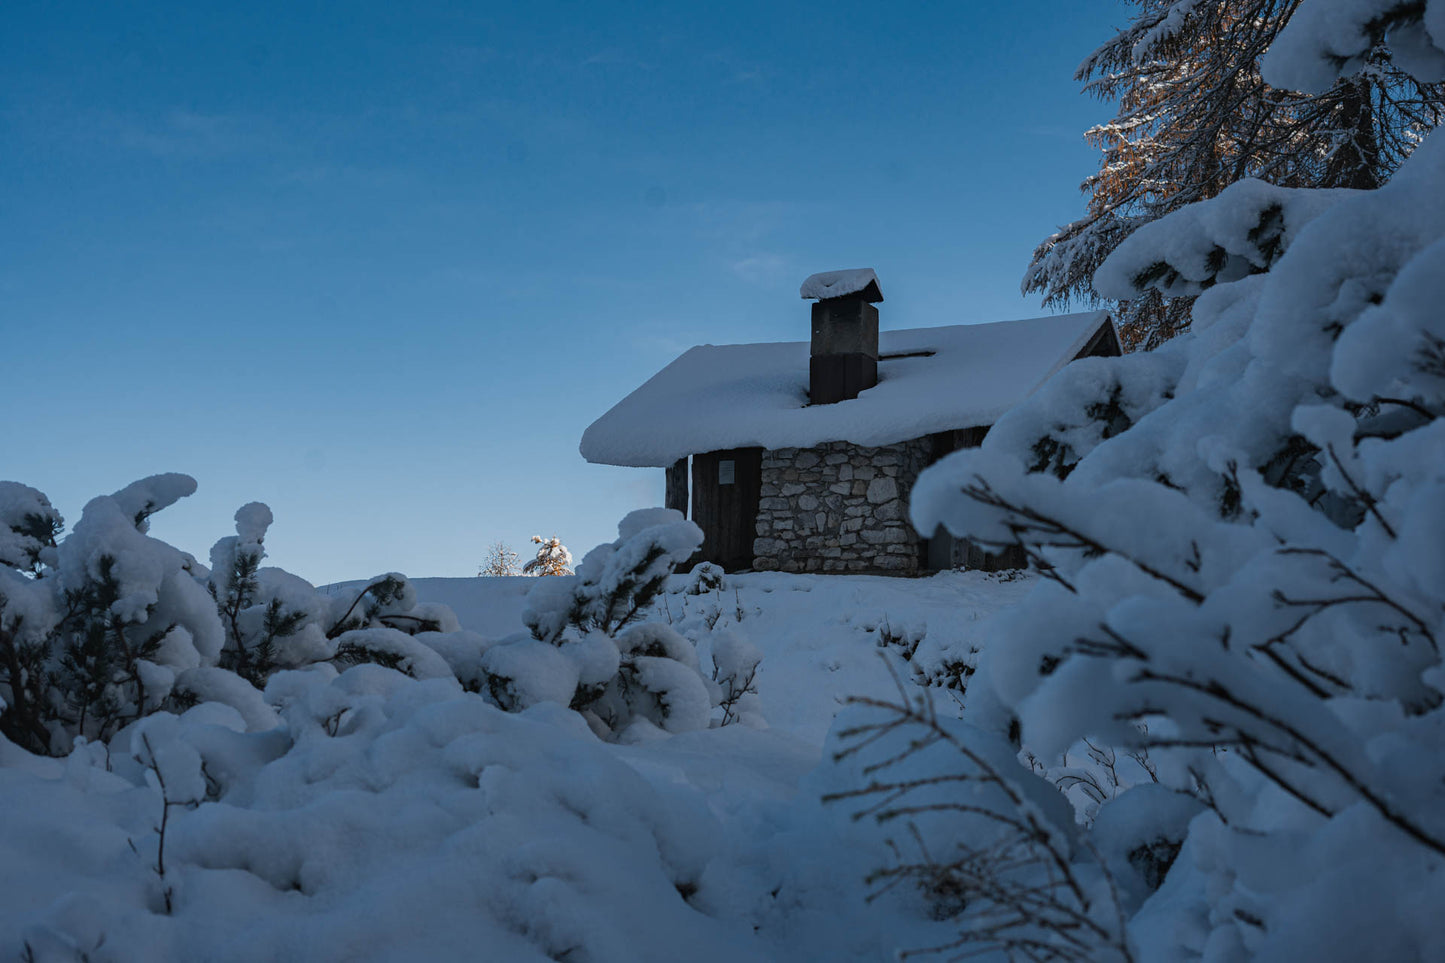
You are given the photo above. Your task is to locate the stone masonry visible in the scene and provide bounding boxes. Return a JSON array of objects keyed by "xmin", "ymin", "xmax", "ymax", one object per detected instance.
[{"xmin": 752, "ymin": 438, "xmax": 933, "ymax": 574}]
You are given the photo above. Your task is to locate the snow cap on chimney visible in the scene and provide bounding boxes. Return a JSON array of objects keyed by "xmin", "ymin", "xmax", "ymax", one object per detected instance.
[{"xmin": 800, "ymin": 268, "xmax": 883, "ymax": 303}]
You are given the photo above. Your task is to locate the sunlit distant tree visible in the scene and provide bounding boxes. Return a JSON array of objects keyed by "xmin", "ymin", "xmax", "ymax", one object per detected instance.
[{"xmin": 523, "ymin": 535, "xmax": 573, "ymax": 577}]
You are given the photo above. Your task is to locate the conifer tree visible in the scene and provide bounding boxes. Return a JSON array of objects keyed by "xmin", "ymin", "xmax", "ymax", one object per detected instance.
[
  {"xmin": 1024, "ymin": 0, "xmax": 1443, "ymax": 350},
  {"xmin": 875, "ymin": 2, "xmax": 1445, "ymax": 955},
  {"xmin": 523, "ymin": 535, "xmax": 573, "ymax": 577}
]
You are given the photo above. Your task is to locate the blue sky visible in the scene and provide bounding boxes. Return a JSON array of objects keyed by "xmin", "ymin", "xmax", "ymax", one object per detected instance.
[{"xmin": 4, "ymin": 0, "xmax": 1125, "ymax": 584}]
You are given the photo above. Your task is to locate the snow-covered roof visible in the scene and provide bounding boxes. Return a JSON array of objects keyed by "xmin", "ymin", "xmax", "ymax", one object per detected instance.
[
  {"xmin": 799, "ymin": 268, "xmax": 882, "ymax": 301},
  {"xmin": 581, "ymin": 311, "xmax": 1113, "ymax": 468}
]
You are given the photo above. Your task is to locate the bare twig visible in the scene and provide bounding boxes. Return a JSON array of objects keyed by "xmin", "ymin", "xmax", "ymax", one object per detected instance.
[{"xmin": 823, "ymin": 662, "xmax": 1134, "ymax": 963}]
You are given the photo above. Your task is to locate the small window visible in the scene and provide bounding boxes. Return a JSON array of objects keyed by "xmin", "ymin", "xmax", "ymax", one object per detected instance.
[{"xmin": 718, "ymin": 460, "xmax": 736, "ymax": 485}]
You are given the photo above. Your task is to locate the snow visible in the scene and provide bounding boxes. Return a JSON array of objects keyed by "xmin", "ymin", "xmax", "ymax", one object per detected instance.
[
  {"xmin": 59, "ymin": 492, "xmax": 192, "ymax": 625},
  {"xmin": 411, "ymin": 570, "xmax": 1036, "ymax": 744},
  {"xmin": 231, "ymin": 502, "xmax": 273, "ymax": 544},
  {"xmin": 9, "ymin": 1, "xmax": 1443, "ymax": 956},
  {"xmin": 1129, "ymin": 0, "xmax": 1206, "ymax": 62},
  {"xmin": 1093, "ymin": 178, "xmax": 1357, "ymax": 300},
  {"xmin": 173, "ymin": 667, "xmax": 281, "ymax": 732},
  {"xmin": 1262, "ymin": 0, "xmax": 1445, "ymax": 92},
  {"xmin": 0, "ymin": 481, "xmax": 61, "ymax": 572},
  {"xmin": 798, "ymin": 268, "xmax": 881, "ymax": 300},
  {"xmin": 0, "ymin": 566, "xmax": 56, "ymax": 648},
  {"xmin": 332, "ymin": 627, "xmax": 459, "ymax": 681},
  {"xmin": 581, "ymin": 312, "xmax": 1113, "ymax": 467},
  {"xmin": 479, "ymin": 636, "xmax": 581, "ymax": 709},
  {"xmin": 629, "ymin": 656, "xmax": 713, "ymax": 733},
  {"xmin": 108, "ymin": 473, "xmax": 199, "ymax": 532},
  {"xmin": 0, "ymin": 567, "xmax": 1034, "ymax": 961}
]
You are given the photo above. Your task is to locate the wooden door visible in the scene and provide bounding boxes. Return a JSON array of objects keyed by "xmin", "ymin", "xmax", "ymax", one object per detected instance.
[{"xmin": 690, "ymin": 448, "xmax": 763, "ymax": 571}]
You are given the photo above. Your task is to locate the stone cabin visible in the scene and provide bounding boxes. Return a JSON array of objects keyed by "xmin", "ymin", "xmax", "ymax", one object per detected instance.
[{"xmin": 580, "ymin": 269, "xmax": 1120, "ymax": 575}]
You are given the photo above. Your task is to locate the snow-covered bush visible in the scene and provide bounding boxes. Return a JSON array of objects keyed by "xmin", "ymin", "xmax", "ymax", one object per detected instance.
[
  {"xmin": 5, "ymin": 475, "xmax": 717, "ymax": 755},
  {"xmin": 0, "ymin": 481, "xmax": 63, "ymax": 576},
  {"xmin": 0, "ymin": 475, "xmax": 225, "ymax": 753},
  {"xmin": 500, "ymin": 509, "xmax": 744, "ymax": 737},
  {"xmin": 323, "ymin": 573, "xmax": 462, "ymax": 678},
  {"xmin": 529, "ymin": 508, "xmax": 704, "ymax": 640},
  {"xmin": 834, "ymin": 5, "xmax": 1445, "ymax": 960},
  {"xmin": 603, "ymin": 621, "xmax": 712, "ymax": 735},
  {"xmin": 679, "ymin": 561, "xmax": 726, "ymax": 595},
  {"xmin": 196, "ymin": 491, "xmax": 463, "ymax": 702},
  {"xmin": 0, "ymin": 475, "xmax": 478, "ymax": 755},
  {"xmin": 708, "ymin": 631, "xmax": 762, "ymax": 727},
  {"xmin": 208, "ymin": 502, "xmax": 330, "ymax": 686}
]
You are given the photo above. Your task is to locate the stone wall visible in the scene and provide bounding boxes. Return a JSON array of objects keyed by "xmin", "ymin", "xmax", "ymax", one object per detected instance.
[{"xmin": 752, "ymin": 438, "xmax": 933, "ymax": 574}]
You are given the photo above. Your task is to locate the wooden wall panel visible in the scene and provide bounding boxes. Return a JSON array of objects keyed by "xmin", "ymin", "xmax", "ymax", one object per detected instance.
[
  {"xmin": 665, "ymin": 458, "xmax": 689, "ymax": 517},
  {"xmin": 1077, "ymin": 319, "xmax": 1122, "ymax": 358}
]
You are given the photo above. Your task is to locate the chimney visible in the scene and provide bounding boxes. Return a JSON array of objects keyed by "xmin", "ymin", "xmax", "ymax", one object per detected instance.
[{"xmin": 800, "ymin": 268, "xmax": 883, "ymax": 405}]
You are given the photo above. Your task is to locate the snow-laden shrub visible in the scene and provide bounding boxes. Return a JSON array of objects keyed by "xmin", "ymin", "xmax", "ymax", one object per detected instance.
[
  {"xmin": 0, "ymin": 475, "xmax": 224, "ymax": 753},
  {"xmin": 324, "ymin": 572, "xmax": 457, "ymax": 638},
  {"xmin": 1, "ymin": 482, "xmax": 759, "ymax": 754},
  {"xmin": 503, "ymin": 509, "xmax": 752, "ymax": 738},
  {"xmin": 0, "ymin": 476, "xmax": 476, "ymax": 755},
  {"xmin": 204, "ymin": 502, "xmax": 460, "ymax": 699},
  {"xmin": 480, "ymin": 637, "xmax": 580, "ymax": 711},
  {"xmin": 0, "ymin": 481, "xmax": 63, "ymax": 575},
  {"xmin": 209, "ymin": 502, "xmax": 330, "ymax": 686},
  {"xmin": 851, "ymin": 7, "xmax": 1445, "ymax": 960},
  {"xmin": 708, "ymin": 631, "xmax": 762, "ymax": 727},
  {"xmin": 679, "ymin": 561, "xmax": 726, "ymax": 596}
]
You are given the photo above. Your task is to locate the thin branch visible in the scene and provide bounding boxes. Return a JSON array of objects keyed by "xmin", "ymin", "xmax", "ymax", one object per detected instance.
[{"xmin": 965, "ymin": 477, "xmax": 1205, "ymax": 604}]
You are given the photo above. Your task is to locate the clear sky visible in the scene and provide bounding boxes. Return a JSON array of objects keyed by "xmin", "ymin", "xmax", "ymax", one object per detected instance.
[{"xmin": 4, "ymin": 0, "xmax": 1125, "ymax": 585}]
